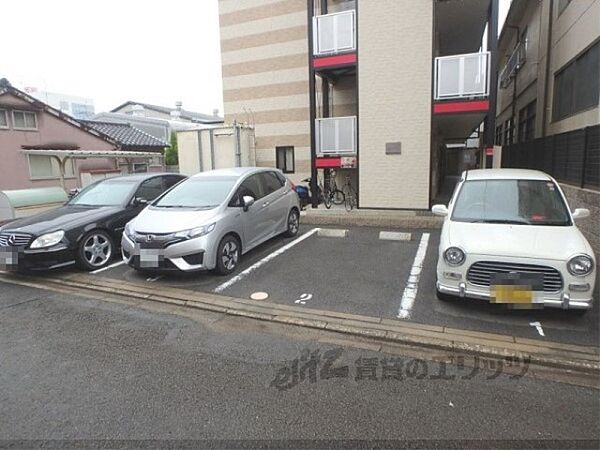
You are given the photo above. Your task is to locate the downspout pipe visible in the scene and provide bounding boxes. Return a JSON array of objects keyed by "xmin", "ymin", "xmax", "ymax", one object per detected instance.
[{"xmin": 541, "ymin": 0, "xmax": 554, "ymax": 137}]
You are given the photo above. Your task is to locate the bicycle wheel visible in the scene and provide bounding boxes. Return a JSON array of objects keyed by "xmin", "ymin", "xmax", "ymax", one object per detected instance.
[
  {"xmin": 324, "ymin": 192, "xmax": 332, "ymax": 209},
  {"xmin": 332, "ymin": 189, "xmax": 345, "ymax": 205}
]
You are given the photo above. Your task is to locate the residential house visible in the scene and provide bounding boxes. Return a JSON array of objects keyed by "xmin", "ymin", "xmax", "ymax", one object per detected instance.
[
  {"xmin": 218, "ymin": 0, "xmax": 500, "ymax": 209},
  {"xmin": 111, "ymin": 101, "xmax": 223, "ymax": 126}
]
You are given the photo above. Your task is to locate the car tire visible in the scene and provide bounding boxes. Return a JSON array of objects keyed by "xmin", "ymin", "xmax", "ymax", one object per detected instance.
[
  {"xmin": 77, "ymin": 230, "xmax": 114, "ymax": 271},
  {"xmin": 214, "ymin": 235, "xmax": 240, "ymax": 276},
  {"xmin": 436, "ymin": 286, "xmax": 454, "ymax": 302},
  {"xmin": 284, "ymin": 209, "xmax": 300, "ymax": 238}
]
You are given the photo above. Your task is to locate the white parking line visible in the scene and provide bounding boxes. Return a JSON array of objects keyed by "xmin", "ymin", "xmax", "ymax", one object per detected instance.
[
  {"xmin": 214, "ymin": 228, "xmax": 320, "ymax": 294},
  {"xmin": 90, "ymin": 260, "xmax": 125, "ymax": 274},
  {"xmin": 146, "ymin": 275, "xmax": 163, "ymax": 282},
  {"xmin": 397, "ymin": 233, "xmax": 430, "ymax": 320},
  {"xmin": 529, "ymin": 321, "xmax": 545, "ymax": 337}
]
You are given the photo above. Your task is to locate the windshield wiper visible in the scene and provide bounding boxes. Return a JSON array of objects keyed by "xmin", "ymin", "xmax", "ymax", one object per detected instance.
[{"xmin": 470, "ymin": 219, "xmax": 530, "ymax": 225}]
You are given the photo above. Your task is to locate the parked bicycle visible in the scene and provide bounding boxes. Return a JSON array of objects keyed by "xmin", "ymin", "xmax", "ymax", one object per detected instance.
[
  {"xmin": 323, "ymin": 170, "xmax": 345, "ymax": 209},
  {"xmin": 342, "ymin": 175, "xmax": 357, "ymax": 211}
]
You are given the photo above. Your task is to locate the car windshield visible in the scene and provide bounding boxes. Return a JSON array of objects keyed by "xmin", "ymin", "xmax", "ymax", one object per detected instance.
[
  {"xmin": 451, "ymin": 179, "xmax": 571, "ymax": 226},
  {"xmin": 153, "ymin": 176, "xmax": 237, "ymax": 209},
  {"xmin": 68, "ymin": 180, "xmax": 136, "ymax": 206}
]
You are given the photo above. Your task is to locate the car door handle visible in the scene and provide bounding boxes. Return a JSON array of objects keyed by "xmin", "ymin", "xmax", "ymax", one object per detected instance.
[{"xmin": 262, "ymin": 201, "xmax": 270, "ymax": 208}]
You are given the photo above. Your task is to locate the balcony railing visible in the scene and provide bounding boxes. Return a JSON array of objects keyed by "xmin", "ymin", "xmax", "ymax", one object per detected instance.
[
  {"xmin": 316, "ymin": 116, "xmax": 357, "ymax": 156},
  {"xmin": 434, "ymin": 52, "xmax": 490, "ymax": 100},
  {"xmin": 500, "ymin": 41, "xmax": 527, "ymax": 89},
  {"xmin": 313, "ymin": 10, "xmax": 356, "ymax": 56}
]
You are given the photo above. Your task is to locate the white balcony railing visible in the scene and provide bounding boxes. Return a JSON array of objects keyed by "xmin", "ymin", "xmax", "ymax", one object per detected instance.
[
  {"xmin": 316, "ymin": 116, "xmax": 357, "ymax": 156},
  {"xmin": 313, "ymin": 10, "xmax": 356, "ymax": 56},
  {"xmin": 434, "ymin": 52, "xmax": 490, "ymax": 100}
]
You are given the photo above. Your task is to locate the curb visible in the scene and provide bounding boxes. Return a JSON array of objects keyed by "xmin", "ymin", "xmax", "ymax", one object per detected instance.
[
  {"xmin": 1, "ymin": 272, "xmax": 599, "ymax": 375},
  {"xmin": 300, "ymin": 213, "xmax": 443, "ymax": 229}
]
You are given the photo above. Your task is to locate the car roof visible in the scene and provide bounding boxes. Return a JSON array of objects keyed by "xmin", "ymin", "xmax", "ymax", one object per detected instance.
[
  {"xmin": 104, "ymin": 173, "xmax": 185, "ymax": 183},
  {"xmin": 190, "ymin": 167, "xmax": 277, "ymax": 179},
  {"xmin": 464, "ymin": 169, "xmax": 553, "ymax": 182}
]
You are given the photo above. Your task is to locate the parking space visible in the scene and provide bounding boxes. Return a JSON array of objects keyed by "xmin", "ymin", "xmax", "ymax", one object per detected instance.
[{"xmin": 29, "ymin": 225, "xmax": 600, "ymax": 348}]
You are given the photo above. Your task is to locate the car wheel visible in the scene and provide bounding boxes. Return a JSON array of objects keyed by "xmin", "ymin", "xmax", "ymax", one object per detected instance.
[
  {"xmin": 214, "ymin": 235, "xmax": 240, "ymax": 276},
  {"xmin": 436, "ymin": 286, "xmax": 454, "ymax": 302},
  {"xmin": 78, "ymin": 230, "xmax": 114, "ymax": 271},
  {"xmin": 284, "ymin": 209, "xmax": 300, "ymax": 238}
]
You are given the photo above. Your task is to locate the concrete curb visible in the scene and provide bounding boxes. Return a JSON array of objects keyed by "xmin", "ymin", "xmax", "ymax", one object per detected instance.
[
  {"xmin": 301, "ymin": 212, "xmax": 443, "ymax": 229},
  {"xmin": 1, "ymin": 272, "xmax": 598, "ymax": 375}
]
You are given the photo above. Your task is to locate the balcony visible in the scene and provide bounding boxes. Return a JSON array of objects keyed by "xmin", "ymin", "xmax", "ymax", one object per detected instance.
[
  {"xmin": 313, "ymin": 10, "xmax": 356, "ymax": 57},
  {"xmin": 499, "ymin": 42, "xmax": 526, "ymax": 89},
  {"xmin": 434, "ymin": 52, "xmax": 490, "ymax": 101},
  {"xmin": 315, "ymin": 116, "xmax": 357, "ymax": 157}
]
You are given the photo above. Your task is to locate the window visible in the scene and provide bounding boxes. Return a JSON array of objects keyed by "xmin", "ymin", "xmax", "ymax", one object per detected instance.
[
  {"xmin": 134, "ymin": 177, "xmax": 166, "ymax": 202},
  {"xmin": 558, "ymin": 0, "xmax": 571, "ymax": 16},
  {"xmin": 276, "ymin": 146, "xmax": 295, "ymax": 173},
  {"xmin": 163, "ymin": 175, "xmax": 185, "ymax": 191},
  {"xmin": 156, "ymin": 176, "xmax": 237, "ymax": 209},
  {"xmin": 518, "ymin": 101, "xmax": 536, "ymax": 142},
  {"xmin": 0, "ymin": 109, "xmax": 8, "ymax": 129},
  {"xmin": 495, "ymin": 123, "xmax": 503, "ymax": 145},
  {"xmin": 553, "ymin": 41, "xmax": 600, "ymax": 121},
  {"xmin": 260, "ymin": 171, "xmax": 284, "ymax": 196},
  {"xmin": 69, "ymin": 180, "xmax": 136, "ymax": 206},
  {"xmin": 133, "ymin": 163, "xmax": 148, "ymax": 173},
  {"xmin": 12, "ymin": 110, "xmax": 37, "ymax": 130},
  {"xmin": 230, "ymin": 174, "xmax": 265, "ymax": 207},
  {"xmin": 28, "ymin": 155, "xmax": 75, "ymax": 179}
]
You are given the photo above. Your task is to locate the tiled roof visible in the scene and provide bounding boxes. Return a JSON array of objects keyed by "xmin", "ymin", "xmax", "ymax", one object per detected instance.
[
  {"xmin": 82, "ymin": 120, "xmax": 168, "ymax": 149},
  {"xmin": 111, "ymin": 101, "xmax": 223, "ymax": 124}
]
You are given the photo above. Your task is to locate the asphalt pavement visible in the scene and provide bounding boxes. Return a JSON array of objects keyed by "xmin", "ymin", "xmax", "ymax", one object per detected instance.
[
  {"xmin": 1, "ymin": 281, "xmax": 599, "ymax": 446},
  {"xmin": 75, "ymin": 225, "xmax": 600, "ymax": 348}
]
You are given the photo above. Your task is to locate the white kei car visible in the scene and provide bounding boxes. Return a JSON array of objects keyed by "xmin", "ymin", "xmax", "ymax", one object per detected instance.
[{"xmin": 432, "ymin": 169, "xmax": 596, "ymax": 313}]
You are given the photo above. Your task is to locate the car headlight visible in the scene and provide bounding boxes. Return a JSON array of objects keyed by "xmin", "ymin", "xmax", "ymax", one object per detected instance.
[
  {"xmin": 567, "ymin": 255, "xmax": 594, "ymax": 276},
  {"xmin": 30, "ymin": 230, "xmax": 65, "ymax": 249},
  {"xmin": 444, "ymin": 247, "xmax": 465, "ymax": 266},
  {"xmin": 124, "ymin": 222, "xmax": 135, "ymax": 240},
  {"xmin": 174, "ymin": 223, "xmax": 216, "ymax": 240}
]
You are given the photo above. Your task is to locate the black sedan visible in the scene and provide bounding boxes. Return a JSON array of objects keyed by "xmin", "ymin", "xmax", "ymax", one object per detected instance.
[{"xmin": 0, "ymin": 173, "xmax": 186, "ymax": 271}]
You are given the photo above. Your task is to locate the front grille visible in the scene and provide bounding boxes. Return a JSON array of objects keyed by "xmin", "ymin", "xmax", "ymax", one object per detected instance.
[
  {"xmin": 134, "ymin": 233, "xmax": 183, "ymax": 249},
  {"xmin": 0, "ymin": 232, "xmax": 33, "ymax": 247},
  {"xmin": 467, "ymin": 261, "xmax": 563, "ymax": 293}
]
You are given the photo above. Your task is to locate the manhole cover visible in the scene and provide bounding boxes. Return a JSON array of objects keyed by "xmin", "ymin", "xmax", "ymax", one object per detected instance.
[{"xmin": 250, "ymin": 292, "xmax": 269, "ymax": 301}]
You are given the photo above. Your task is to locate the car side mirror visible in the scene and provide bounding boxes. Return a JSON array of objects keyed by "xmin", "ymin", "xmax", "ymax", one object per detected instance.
[
  {"xmin": 572, "ymin": 208, "xmax": 590, "ymax": 220},
  {"xmin": 67, "ymin": 188, "xmax": 80, "ymax": 200},
  {"xmin": 242, "ymin": 195, "xmax": 255, "ymax": 212},
  {"xmin": 431, "ymin": 204, "xmax": 449, "ymax": 217},
  {"xmin": 133, "ymin": 197, "xmax": 149, "ymax": 207}
]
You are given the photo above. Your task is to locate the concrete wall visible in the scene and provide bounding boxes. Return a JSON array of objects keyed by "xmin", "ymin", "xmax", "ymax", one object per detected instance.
[
  {"xmin": 561, "ymin": 183, "xmax": 600, "ymax": 256},
  {"xmin": 0, "ymin": 92, "xmax": 117, "ymax": 191},
  {"xmin": 357, "ymin": 0, "xmax": 433, "ymax": 209},
  {"xmin": 219, "ymin": 0, "xmax": 311, "ymax": 183}
]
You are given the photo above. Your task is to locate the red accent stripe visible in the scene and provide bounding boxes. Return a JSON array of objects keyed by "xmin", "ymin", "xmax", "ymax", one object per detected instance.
[
  {"xmin": 313, "ymin": 53, "xmax": 357, "ymax": 69},
  {"xmin": 316, "ymin": 157, "xmax": 341, "ymax": 168},
  {"xmin": 485, "ymin": 147, "xmax": 494, "ymax": 156},
  {"xmin": 433, "ymin": 100, "xmax": 490, "ymax": 114}
]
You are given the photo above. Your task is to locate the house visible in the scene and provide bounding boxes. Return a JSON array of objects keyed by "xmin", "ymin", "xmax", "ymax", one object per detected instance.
[
  {"xmin": 494, "ymin": 0, "xmax": 599, "ymax": 251},
  {"xmin": 111, "ymin": 101, "xmax": 223, "ymax": 126},
  {"xmin": 0, "ymin": 79, "xmax": 162, "ymax": 190},
  {"xmin": 218, "ymin": 0, "xmax": 500, "ymax": 209},
  {"xmin": 82, "ymin": 120, "xmax": 168, "ymax": 173}
]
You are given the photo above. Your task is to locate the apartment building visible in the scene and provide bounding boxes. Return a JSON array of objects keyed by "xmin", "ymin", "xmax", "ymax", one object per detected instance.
[
  {"xmin": 496, "ymin": 0, "xmax": 599, "ymax": 251},
  {"xmin": 219, "ymin": 0, "xmax": 499, "ymax": 209}
]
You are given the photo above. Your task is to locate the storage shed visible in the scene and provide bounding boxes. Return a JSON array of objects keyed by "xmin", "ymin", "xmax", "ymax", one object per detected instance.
[{"xmin": 0, "ymin": 187, "xmax": 68, "ymax": 222}]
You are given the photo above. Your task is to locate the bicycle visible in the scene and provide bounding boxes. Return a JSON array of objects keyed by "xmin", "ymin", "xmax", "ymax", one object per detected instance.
[
  {"xmin": 323, "ymin": 170, "xmax": 345, "ymax": 209},
  {"xmin": 342, "ymin": 175, "xmax": 357, "ymax": 212}
]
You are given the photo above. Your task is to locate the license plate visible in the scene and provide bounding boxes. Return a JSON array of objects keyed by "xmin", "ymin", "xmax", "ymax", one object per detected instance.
[
  {"xmin": 139, "ymin": 248, "xmax": 163, "ymax": 268},
  {"xmin": 490, "ymin": 272, "xmax": 544, "ymax": 304},
  {"xmin": 0, "ymin": 246, "xmax": 19, "ymax": 268}
]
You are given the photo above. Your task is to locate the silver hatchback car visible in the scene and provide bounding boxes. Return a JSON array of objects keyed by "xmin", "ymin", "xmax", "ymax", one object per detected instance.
[{"xmin": 121, "ymin": 167, "xmax": 300, "ymax": 275}]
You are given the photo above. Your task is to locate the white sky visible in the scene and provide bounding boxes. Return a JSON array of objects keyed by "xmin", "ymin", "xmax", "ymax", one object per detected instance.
[{"xmin": 1, "ymin": 0, "xmax": 510, "ymax": 116}]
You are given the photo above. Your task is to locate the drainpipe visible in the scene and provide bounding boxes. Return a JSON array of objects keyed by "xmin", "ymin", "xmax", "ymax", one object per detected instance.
[
  {"xmin": 209, "ymin": 129, "xmax": 215, "ymax": 170},
  {"xmin": 484, "ymin": 0, "xmax": 499, "ymax": 168},
  {"xmin": 234, "ymin": 121, "xmax": 242, "ymax": 167},
  {"xmin": 307, "ymin": 0, "xmax": 319, "ymax": 208},
  {"xmin": 197, "ymin": 130, "xmax": 204, "ymax": 172},
  {"xmin": 505, "ymin": 25, "xmax": 520, "ymax": 144},
  {"xmin": 541, "ymin": 0, "xmax": 554, "ymax": 137}
]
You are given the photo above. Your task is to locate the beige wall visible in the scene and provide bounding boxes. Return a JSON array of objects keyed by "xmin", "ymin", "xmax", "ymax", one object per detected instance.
[
  {"xmin": 497, "ymin": 0, "xmax": 599, "ymax": 139},
  {"xmin": 219, "ymin": 0, "xmax": 310, "ymax": 183},
  {"xmin": 358, "ymin": 0, "xmax": 433, "ymax": 209}
]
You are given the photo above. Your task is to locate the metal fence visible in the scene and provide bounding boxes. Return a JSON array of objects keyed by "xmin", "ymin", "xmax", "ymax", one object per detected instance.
[{"xmin": 502, "ymin": 125, "xmax": 600, "ymax": 191}]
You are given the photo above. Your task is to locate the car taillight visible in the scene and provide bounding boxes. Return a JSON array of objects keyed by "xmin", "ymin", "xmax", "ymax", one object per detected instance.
[{"xmin": 289, "ymin": 180, "xmax": 297, "ymax": 191}]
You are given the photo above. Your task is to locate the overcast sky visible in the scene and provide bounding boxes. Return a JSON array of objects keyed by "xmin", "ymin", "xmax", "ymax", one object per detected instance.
[{"xmin": 1, "ymin": 0, "xmax": 510, "ymax": 116}]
